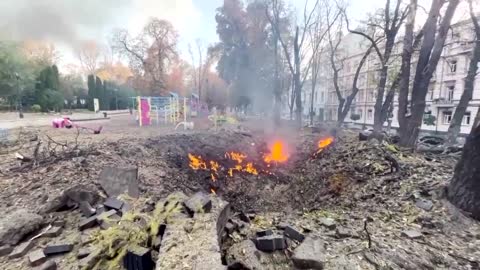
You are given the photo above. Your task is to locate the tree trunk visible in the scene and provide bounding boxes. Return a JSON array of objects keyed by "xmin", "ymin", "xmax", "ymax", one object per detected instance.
[
  {"xmin": 310, "ymin": 82, "xmax": 315, "ymax": 126},
  {"xmin": 373, "ymin": 65, "xmax": 389, "ymax": 135},
  {"xmin": 293, "ymin": 27, "xmax": 302, "ymax": 127},
  {"xmin": 446, "ymin": 3, "xmax": 480, "ymax": 145},
  {"xmin": 447, "ymin": 124, "xmax": 480, "ymax": 220},
  {"xmin": 399, "ymin": 0, "xmax": 459, "ymax": 147},
  {"xmin": 398, "ymin": 0, "xmax": 417, "ymax": 133},
  {"xmin": 273, "ymin": 33, "xmax": 281, "ymax": 126}
]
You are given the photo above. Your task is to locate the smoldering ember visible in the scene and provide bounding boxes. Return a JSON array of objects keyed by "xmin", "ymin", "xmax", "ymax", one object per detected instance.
[{"xmin": 1, "ymin": 0, "xmax": 480, "ymax": 269}]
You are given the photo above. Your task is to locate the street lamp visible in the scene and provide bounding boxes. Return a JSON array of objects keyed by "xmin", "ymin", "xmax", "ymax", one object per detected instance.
[
  {"xmin": 15, "ymin": 73, "xmax": 23, "ymax": 119},
  {"xmin": 114, "ymin": 88, "xmax": 119, "ymax": 110}
]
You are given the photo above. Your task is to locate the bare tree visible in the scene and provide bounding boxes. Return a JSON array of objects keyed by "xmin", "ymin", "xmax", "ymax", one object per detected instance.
[
  {"xmin": 398, "ymin": 0, "xmax": 460, "ymax": 147},
  {"xmin": 267, "ymin": 0, "xmax": 339, "ymax": 127},
  {"xmin": 446, "ymin": 0, "xmax": 480, "ymax": 145},
  {"xmin": 343, "ymin": 0, "xmax": 408, "ymax": 137},
  {"xmin": 112, "ymin": 18, "xmax": 178, "ymax": 94},
  {"xmin": 77, "ymin": 40, "xmax": 101, "ymax": 75},
  {"xmin": 327, "ymin": 16, "xmax": 374, "ymax": 125},
  {"xmin": 189, "ymin": 39, "xmax": 213, "ymax": 100}
]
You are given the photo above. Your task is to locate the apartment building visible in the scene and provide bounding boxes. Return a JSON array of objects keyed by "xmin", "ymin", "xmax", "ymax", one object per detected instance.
[{"xmin": 303, "ymin": 18, "xmax": 480, "ymax": 135}]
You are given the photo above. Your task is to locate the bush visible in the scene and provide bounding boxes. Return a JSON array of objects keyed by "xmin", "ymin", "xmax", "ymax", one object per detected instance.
[
  {"xmin": 350, "ymin": 114, "xmax": 361, "ymax": 121},
  {"xmin": 30, "ymin": 104, "xmax": 41, "ymax": 113}
]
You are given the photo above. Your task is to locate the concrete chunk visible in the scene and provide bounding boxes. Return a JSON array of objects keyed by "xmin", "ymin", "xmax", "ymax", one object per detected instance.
[
  {"xmin": 0, "ymin": 245, "xmax": 13, "ymax": 257},
  {"xmin": 104, "ymin": 198, "xmax": 124, "ymax": 211},
  {"xmin": 79, "ymin": 201, "xmax": 96, "ymax": 217},
  {"xmin": 77, "ymin": 247, "xmax": 91, "ymax": 259},
  {"xmin": 44, "ymin": 243, "xmax": 73, "ymax": 255},
  {"xmin": 402, "ymin": 230, "xmax": 423, "ymax": 239},
  {"xmin": 292, "ymin": 237, "xmax": 326, "ymax": 269},
  {"xmin": 9, "ymin": 241, "xmax": 34, "ymax": 259},
  {"xmin": 284, "ymin": 226, "xmax": 305, "ymax": 242},
  {"xmin": 256, "ymin": 230, "xmax": 273, "ymax": 238},
  {"xmin": 44, "ymin": 226, "xmax": 62, "ymax": 238},
  {"xmin": 28, "ymin": 249, "xmax": 47, "ymax": 266},
  {"xmin": 255, "ymin": 235, "xmax": 287, "ymax": 252},
  {"xmin": 184, "ymin": 192, "xmax": 212, "ymax": 214},
  {"xmin": 79, "ymin": 215, "xmax": 98, "ymax": 231}
]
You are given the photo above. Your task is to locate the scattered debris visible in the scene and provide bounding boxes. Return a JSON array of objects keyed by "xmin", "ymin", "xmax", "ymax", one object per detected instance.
[
  {"xmin": 284, "ymin": 226, "xmax": 305, "ymax": 242},
  {"xmin": 99, "ymin": 167, "xmax": 139, "ymax": 198},
  {"xmin": 28, "ymin": 249, "xmax": 47, "ymax": 266},
  {"xmin": 43, "ymin": 243, "xmax": 74, "ymax": 255},
  {"xmin": 416, "ymin": 199, "xmax": 434, "ymax": 211},
  {"xmin": 318, "ymin": 218, "xmax": 336, "ymax": 230},
  {"xmin": 401, "ymin": 230, "xmax": 424, "ymax": 239},
  {"xmin": 0, "ymin": 209, "xmax": 43, "ymax": 246},
  {"xmin": 255, "ymin": 235, "xmax": 287, "ymax": 252},
  {"xmin": 292, "ymin": 237, "xmax": 326, "ymax": 269},
  {"xmin": 9, "ymin": 240, "xmax": 34, "ymax": 259}
]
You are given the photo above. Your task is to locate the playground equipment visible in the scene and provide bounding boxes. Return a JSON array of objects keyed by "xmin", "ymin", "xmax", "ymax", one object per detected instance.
[{"xmin": 132, "ymin": 94, "xmax": 195, "ymax": 130}]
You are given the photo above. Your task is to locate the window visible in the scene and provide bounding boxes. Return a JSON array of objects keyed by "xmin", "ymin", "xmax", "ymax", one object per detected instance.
[
  {"xmin": 463, "ymin": 112, "xmax": 471, "ymax": 125},
  {"xmin": 358, "ymin": 109, "xmax": 363, "ymax": 119},
  {"xmin": 443, "ymin": 111, "xmax": 452, "ymax": 124},
  {"xmin": 427, "ymin": 85, "xmax": 435, "ymax": 101},
  {"xmin": 449, "ymin": 59, "xmax": 457, "ymax": 73},
  {"xmin": 447, "ymin": 85, "xmax": 455, "ymax": 102},
  {"xmin": 368, "ymin": 90, "xmax": 375, "ymax": 101},
  {"xmin": 320, "ymin": 92, "xmax": 325, "ymax": 102},
  {"xmin": 367, "ymin": 109, "xmax": 373, "ymax": 120}
]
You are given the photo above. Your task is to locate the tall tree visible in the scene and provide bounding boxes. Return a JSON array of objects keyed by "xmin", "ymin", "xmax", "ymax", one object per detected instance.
[
  {"xmin": 398, "ymin": 0, "xmax": 460, "ymax": 147},
  {"xmin": 113, "ymin": 18, "xmax": 178, "ymax": 95},
  {"xmin": 268, "ymin": 0, "xmax": 337, "ymax": 127},
  {"xmin": 446, "ymin": 0, "xmax": 480, "ymax": 145},
  {"xmin": 344, "ymin": 0, "xmax": 408, "ymax": 137},
  {"xmin": 447, "ymin": 123, "xmax": 480, "ymax": 220}
]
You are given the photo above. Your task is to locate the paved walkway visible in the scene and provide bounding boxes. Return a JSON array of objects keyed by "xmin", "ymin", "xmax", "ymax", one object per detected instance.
[{"xmin": 0, "ymin": 110, "xmax": 129, "ymax": 129}]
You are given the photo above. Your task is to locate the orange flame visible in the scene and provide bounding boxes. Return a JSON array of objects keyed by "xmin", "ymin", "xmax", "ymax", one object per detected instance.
[
  {"xmin": 188, "ymin": 154, "xmax": 207, "ymax": 170},
  {"xmin": 316, "ymin": 137, "xmax": 334, "ymax": 154},
  {"xmin": 264, "ymin": 140, "xmax": 289, "ymax": 163}
]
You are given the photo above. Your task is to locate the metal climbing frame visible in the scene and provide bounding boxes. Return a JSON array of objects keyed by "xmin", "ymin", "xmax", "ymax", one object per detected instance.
[{"xmin": 132, "ymin": 96, "xmax": 190, "ymax": 127}]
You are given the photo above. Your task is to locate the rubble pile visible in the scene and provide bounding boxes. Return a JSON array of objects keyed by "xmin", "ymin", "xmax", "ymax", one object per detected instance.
[{"xmin": 0, "ymin": 128, "xmax": 478, "ymax": 269}]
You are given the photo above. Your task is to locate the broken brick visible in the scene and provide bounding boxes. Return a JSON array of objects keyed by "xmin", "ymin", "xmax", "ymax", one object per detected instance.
[
  {"xmin": 52, "ymin": 219, "xmax": 65, "ymax": 228},
  {"xmin": 284, "ymin": 226, "xmax": 305, "ymax": 242},
  {"xmin": 123, "ymin": 245, "xmax": 154, "ymax": 270},
  {"xmin": 79, "ymin": 201, "xmax": 96, "ymax": 217},
  {"xmin": 99, "ymin": 214, "xmax": 121, "ymax": 230},
  {"xmin": 184, "ymin": 192, "xmax": 212, "ymax": 215},
  {"xmin": 255, "ymin": 235, "xmax": 287, "ymax": 252},
  {"xmin": 44, "ymin": 226, "xmax": 62, "ymax": 238},
  {"xmin": 28, "ymin": 249, "xmax": 47, "ymax": 267},
  {"xmin": 77, "ymin": 247, "xmax": 91, "ymax": 259},
  {"xmin": 97, "ymin": 209, "xmax": 118, "ymax": 221},
  {"xmin": 104, "ymin": 198, "xmax": 124, "ymax": 211},
  {"xmin": 256, "ymin": 230, "xmax": 273, "ymax": 238},
  {"xmin": 79, "ymin": 215, "xmax": 98, "ymax": 231},
  {"xmin": 96, "ymin": 205, "xmax": 106, "ymax": 215},
  {"xmin": 43, "ymin": 243, "xmax": 73, "ymax": 255},
  {"xmin": 120, "ymin": 202, "xmax": 132, "ymax": 215},
  {"xmin": 34, "ymin": 260, "xmax": 57, "ymax": 270},
  {"xmin": 0, "ymin": 245, "xmax": 13, "ymax": 257},
  {"xmin": 9, "ymin": 241, "xmax": 34, "ymax": 259}
]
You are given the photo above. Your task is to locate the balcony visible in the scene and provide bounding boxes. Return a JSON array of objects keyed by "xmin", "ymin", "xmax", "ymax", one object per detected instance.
[{"xmin": 431, "ymin": 97, "xmax": 455, "ymax": 107}]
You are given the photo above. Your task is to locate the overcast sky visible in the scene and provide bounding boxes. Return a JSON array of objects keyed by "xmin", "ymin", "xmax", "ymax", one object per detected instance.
[{"xmin": 0, "ymin": 0, "xmax": 470, "ymax": 69}]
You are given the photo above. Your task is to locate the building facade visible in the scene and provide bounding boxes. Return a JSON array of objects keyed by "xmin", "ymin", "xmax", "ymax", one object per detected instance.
[{"xmin": 302, "ymin": 18, "xmax": 480, "ymax": 135}]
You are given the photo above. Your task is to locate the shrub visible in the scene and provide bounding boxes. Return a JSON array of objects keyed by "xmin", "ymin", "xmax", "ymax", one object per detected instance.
[
  {"xmin": 30, "ymin": 104, "xmax": 41, "ymax": 113},
  {"xmin": 350, "ymin": 113, "xmax": 361, "ymax": 121}
]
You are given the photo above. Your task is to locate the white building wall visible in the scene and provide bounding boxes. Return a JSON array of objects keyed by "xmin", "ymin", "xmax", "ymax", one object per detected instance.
[{"xmin": 303, "ymin": 17, "xmax": 480, "ymax": 136}]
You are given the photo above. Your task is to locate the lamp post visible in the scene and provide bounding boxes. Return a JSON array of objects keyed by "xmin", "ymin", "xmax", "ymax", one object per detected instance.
[
  {"xmin": 15, "ymin": 73, "xmax": 23, "ymax": 119},
  {"xmin": 114, "ymin": 88, "xmax": 119, "ymax": 110}
]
